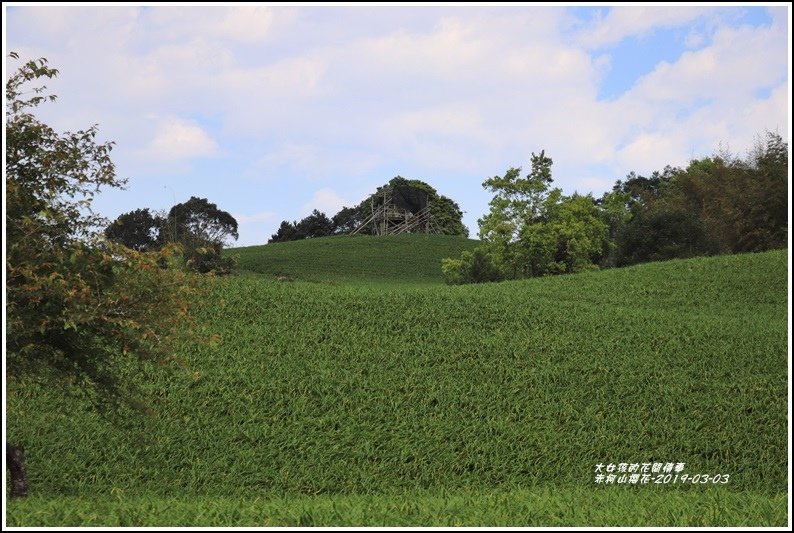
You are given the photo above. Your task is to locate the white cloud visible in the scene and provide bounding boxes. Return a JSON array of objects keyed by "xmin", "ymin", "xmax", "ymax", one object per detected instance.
[
  {"xmin": 6, "ymin": 4, "xmax": 788, "ymax": 236},
  {"xmin": 253, "ymin": 143, "xmax": 381, "ymax": 182},
  {"xmin": 684, "ymin": 30, "xmax": 705, "ymax": 48},
  {"xmin": 577, "ymin": 6, "xmax": 708, "ymax": 48},
  {"xmin": 218, "ymin": 7, "xmax": 275, "ymax": 43},
  {"xmin": 235, "ymin": 211, "xmax": 276, "ymax": 224},
  {"xmin": 302, "ymin": 188, "xmax": 350, "ymax": 216},
  {"xmin": 616, "ymin": 133, "xmax": 688, "ymax": 175},
  {"xmin": 136, "ymin": 6, "xmax": 282, "ymax": 45},
  {"xmin": 229, "ymin": 210, "xmax": 278, "ymax": 247},
  {"xmin": 146, "ymin": 118, "xmax": 220, "ymax": 161}
]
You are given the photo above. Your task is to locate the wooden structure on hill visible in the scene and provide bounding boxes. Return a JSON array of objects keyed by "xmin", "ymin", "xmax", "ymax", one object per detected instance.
[{"xmin": 349, "ymin": 185, "xmax": 437, "ymax": 236}]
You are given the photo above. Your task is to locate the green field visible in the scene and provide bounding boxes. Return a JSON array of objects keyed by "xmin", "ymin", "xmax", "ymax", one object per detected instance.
[
  {"xmin": 5, "ymin": 236, "xmax": 789, "ymax": 526},
  {"xmin": 229, "ymin": 233, "xmax": 480, "ymax": 283}
]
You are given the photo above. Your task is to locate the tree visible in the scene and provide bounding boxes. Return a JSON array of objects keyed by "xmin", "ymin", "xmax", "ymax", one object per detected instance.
[
  {"xmin": 269, "ymin": 178, "xmax": 469, "ymax": 243},
  {"xmin": 6, "ymin": 54, "xmax": 204, "ymax": 496},
  {"xmin": 166, "ymin": 196, "xmax": 239, "ymax": 273},
  {"xmin": 269, "ymin": 220, "xmax": 302, "ymax": 243},
  {"xmin": 296, "ymin": 209, "xmax": 335, "ymax": 239},
  {"xmin": 331, "ymin": 206, "xmax": 364, "ymax": 235},
  {"xmin": 166, "ymin": 196, "xmax": 238, "ymax": 247},
  {"xmin": 344, "ymin": 177, "xmax": 469, "ymax": 237},
  {"xmin": 441, "ymin": 247, "xmax": 504, "ymax": 285},
  {"xmin": 595, "ymin": 190, "xmax": 633, "ymax": 268},
  {"xmin": 475, "ymin": 150, "xmax": 555, "ymax": 278},
  {"xmin": 675, "ymin": 132, "xmax": 788, "ymax": 253},
  {"xmin": 268, "ymin": 210, "xmax": 334, "ymax": 243},
  {"xmin": 615, "ymin": 208, "xmax": 716, "ymax": 266},
  {"xmin": 430, "ymin": 195, "xmax": 469, "ymax": 237},
  {"xmin": 104, "ymin": 208, "xmax": 165, "ymax": 252},
  {"xmin": 518, "ymin": 192, "xmax": 608, "ymax": 276},
  {"xmin": 443, "ymin": 151, "xmax": 608, "ymax": 283}
]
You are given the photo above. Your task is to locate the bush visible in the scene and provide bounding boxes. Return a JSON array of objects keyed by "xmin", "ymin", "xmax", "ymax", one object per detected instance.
[{"xmin": 442, "ymin": 246, "xmax": 504, "ymax": 285}]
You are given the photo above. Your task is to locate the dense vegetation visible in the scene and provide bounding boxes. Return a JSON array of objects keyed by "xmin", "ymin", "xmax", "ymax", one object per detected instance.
[
  {"xmin": 7, "ymin": 249, "xmax": 788, "ymax": 525},
  {"xmin": 443, "ymin": 136, "xmax": 788, "ymax": 284},
  {"xmin": 105, "ymin": 197, "xmax": 239, "ymax": 274}
]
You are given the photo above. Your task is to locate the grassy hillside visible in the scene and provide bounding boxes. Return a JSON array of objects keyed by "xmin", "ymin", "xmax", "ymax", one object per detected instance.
[
  {"xmin": 228, "ymin": 233, "xmax": 480, "ymax": 283},
  {"xmin": 6, "ymin": 250, "xmax": 788, "ymax": 526}
]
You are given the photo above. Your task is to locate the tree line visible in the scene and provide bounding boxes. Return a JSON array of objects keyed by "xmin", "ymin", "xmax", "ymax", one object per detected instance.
[{"xmin": 442, "ymin": 134, "xmax": 788, "ymax": 284}]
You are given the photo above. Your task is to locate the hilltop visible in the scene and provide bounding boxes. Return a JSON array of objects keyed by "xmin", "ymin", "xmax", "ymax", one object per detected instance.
[{"xmin": 228, "ymin": 233, "xmax": 480, "ymax": 284}]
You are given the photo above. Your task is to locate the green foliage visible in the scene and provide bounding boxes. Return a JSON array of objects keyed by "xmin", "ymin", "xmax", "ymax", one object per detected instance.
[
  {"xmin": 373, "ymin": 176, "xmax": 468, "ymax": 237},
  {"xmin": 616, "ymin": 208, "xmax": 717, "ymax": 266},
  {"xmin": 595, "ymin": 190, "xmax": 633, "ymax": 268},
  {"xmin": 610, "ymin": 134, "xmax": 788, "ymax": 266},
  {"xmin": 163, "ymin": 196, "xmax": 238, "ymax": 273},
  {"xmin": 184, "ymin": 242, "xmax": 237, "ymax": 275},
  {"xmin": 269, "ymin": 220, "xmax": 304, "ymax": 243},
  {"xmin": 677, "ymin": 133, "xmax": 788, "ymax": 253},
  {"xmin": 450, "ymin": 151, "xmax": 608, "ymax": 283},
  {"xmin": 105, "ymin": 197, "xmax": 239, "ymax": 274},
  {"xmin": 478, "ymin": 150, "xmax": 553, "ymax": 244},
  {"xmin": 441, "ymin": 246, "xmax": 504, "ymax": 285},
  {"xmin": 269, "ymin": 209, "xmax": 335, "ymax": 243},
  {"xmin": 104, "ymin": 208, "xmax": 165, "ymax": 252},
  {"xmin": 517, "ymin": 192, "xmax": 608, "ymax": 276},
  {"xmin": 6, "ymin": 54, "xmax": 204, "ymax": 414},
  {"xmin": 331, "ymin": 206, "xmax": 362, "ymax": 235},
  {"xmin": 166, "ymin": 196, "xmax": 239, "ymax": 246}
]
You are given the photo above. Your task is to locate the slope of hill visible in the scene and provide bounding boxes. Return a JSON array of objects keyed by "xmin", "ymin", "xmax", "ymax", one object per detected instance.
[
  {"xmin": 7, "ymin": 249, "xmax": 788, "ymax": 526},
  {"xmin": 228, "ymin": 234, "xmax": 480, "ymax": 284}
]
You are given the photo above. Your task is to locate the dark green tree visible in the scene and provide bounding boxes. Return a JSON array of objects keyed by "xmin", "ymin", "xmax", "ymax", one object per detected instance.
[
  {"xmin": 104, "ymin": 208, "xmax": 165, "ymax": 252},
  {"xmin": 166, "ymin": 196, "xmax": 238, "ymax": 247},
  {"xmin": 269, "ymin": 210, "xmax": 335, "ymax": 243},
  {"xmin": 676, "ymin": 132, "xmax": 788, "ymax": 253},
  {"xmin": 296, "ymin": 209, "xmax": 335, "ymax": 238},
  {"xmin": 616, "ymin": 208, "xmax": 716, "ymax": 266},
  {"xmin": 270, "ymin": 177, "xmax": 469, "ymax": 242},
  {"xmin": 595, "ymin": 190, "xmax": 633, "ymax": 268},
  {"xmin": 350, "ymin": 176, "xmax": 468, "ymax": 236},
  {"xmin": 331, "ymin": 206, "xmax": 364, "ymax": 235},
  {"xmin": 269, "ymin": 220, "xmax": 302, "ymax": 243},
  {"xmin": 166, "ymin": 196, "xmax": 238, "ymax": 273}
]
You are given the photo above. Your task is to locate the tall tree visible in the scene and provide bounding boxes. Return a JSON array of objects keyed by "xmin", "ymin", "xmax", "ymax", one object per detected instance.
[
  {"xmin": 476, "ymin": 150, "xmax": 555, "ymax": 278},
  {"xmin": 166, "ymin": 196, "xmax": 239, "ymax": 273},
  {"xmin": 443, "ymin": 151, "xmax": 608, "ymax": 283},
  {"xmin": 296, "ymin": 209, "xmax": 335, "ymax": 238},
  {"xmin": 166, "ymin": 196, "xmax": 239, "ymax": 247},
  {"xmin": 104, "ymin": 208, "xmax": 165, "ymax": 252},
  {"xmin": 6, "ymin": 54, "xmax": 204, "ymax": 496}
]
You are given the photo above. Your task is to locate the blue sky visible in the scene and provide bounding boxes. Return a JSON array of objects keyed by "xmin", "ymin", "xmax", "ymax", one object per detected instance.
[{"xmin": 4, "ymin": 4, "xmax": 790, "ymax": 247}]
